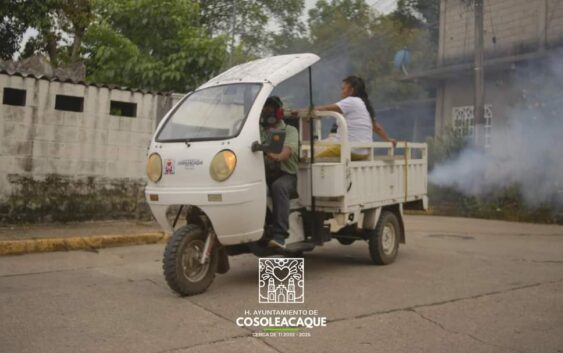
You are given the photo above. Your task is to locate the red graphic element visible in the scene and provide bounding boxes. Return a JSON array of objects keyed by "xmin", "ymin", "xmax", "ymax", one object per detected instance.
[{"xmin": 165, "ymin": 160, "xmax": 174, "ymax": 174}]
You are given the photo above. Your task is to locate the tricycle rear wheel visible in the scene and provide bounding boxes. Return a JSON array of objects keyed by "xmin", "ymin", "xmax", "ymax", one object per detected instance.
[
  {"xmin": 368, "ymin": 211, "xmax": 400, "ymax": 265},
  {"xmin": 163, "ymin": 224, "xmax": 218, "ymax": 296}
]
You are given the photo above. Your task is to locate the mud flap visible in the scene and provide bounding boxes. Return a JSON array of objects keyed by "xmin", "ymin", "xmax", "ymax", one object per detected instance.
[{"xmin": 216, "ymin": 246, "xmax": 230, "ymax": 274}]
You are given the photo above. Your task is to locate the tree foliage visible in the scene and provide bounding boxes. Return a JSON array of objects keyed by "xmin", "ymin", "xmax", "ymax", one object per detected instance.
[
  {"xmin": 0, "ymin": 1, "xmax": 27, "ymax": 60},
  {"xmin": 1, "ymin": 0, "xmax": 94, "ymax": 64},
  {"xmin": 275, "ymin": 0, "xmax": 436, "ymax": 106},
  {"xmin": 199, "ymin": 0, "xmax": 305, "ymax": 60},
  {"xmin": 2, "ymin": 0, "xmax": 437, "ymax": 98},
  {"xmin": 392, "ymin": 0, "xmax": 440, "ymax": 41},
  {"xmin": 83, "ymin": 0, "xmax": 226, "ymax": 91}
]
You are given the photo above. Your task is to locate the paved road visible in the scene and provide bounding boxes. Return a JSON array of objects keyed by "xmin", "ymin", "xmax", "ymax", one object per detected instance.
[{"xmin": 1, "ymin": 216, "xmax": 562, "ymax": 353}]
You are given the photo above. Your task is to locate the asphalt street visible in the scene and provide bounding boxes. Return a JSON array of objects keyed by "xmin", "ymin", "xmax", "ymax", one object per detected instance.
[{"xmin": 1, "ymin": 216, "xmax": 562, "ymax": 353}]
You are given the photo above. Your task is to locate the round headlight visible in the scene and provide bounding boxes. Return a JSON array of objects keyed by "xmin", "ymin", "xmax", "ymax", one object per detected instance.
[
  {"xmin": 146, "ymin": 153, "xmax": 162, "ymax": 182},
  {"xmin": 210, "ymin": 150, "xmax": 237, "ymax": 182}
]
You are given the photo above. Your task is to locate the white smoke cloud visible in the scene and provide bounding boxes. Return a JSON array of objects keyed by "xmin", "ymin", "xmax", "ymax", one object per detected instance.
[
  {"xmin": 430, "ymin": 52, "xmax": 563, "ymax": 207},
  {"xmin": 430, "ymin": 115, "xmax": 563, "ymax": 206}
]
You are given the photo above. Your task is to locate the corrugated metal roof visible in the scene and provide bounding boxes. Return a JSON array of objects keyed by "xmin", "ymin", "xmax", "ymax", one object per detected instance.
[{"xmin": 0, "ymin": 69, "xmax": 171, "ymax": 96}]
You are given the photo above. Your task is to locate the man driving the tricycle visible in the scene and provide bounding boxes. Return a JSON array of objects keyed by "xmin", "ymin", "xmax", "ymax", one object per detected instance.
[{"xmin": 259, "ymin": 96, "xmax": 299, "ymax": 249}]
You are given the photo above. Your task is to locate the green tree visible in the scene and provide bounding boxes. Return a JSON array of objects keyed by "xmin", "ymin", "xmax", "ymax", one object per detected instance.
[
  {"xmin": 392, "ymin": 0, "xmax": 440, "ymax": 41},
  {"xmin": 199, "ymin": 0, "xmax": 306, "ymax": 63},
  {"xmin": 1, "ymin": 0, "xmax": 94, "ymax": 65},
  {"xmin": 0, "ymin": 1, "xmax": 27, "ymax": 60},
  {"xmin": 308, "ymin": 0, "xmax": 373, "ymax": 38},
  {"xmin": 363, "ymin": 16, "xmax": 436, "ymax": 104},
  {"xmin": 3, "ymin": 0, "xmax": 306, "ymax": 90},
  {"xmin": 83, "ymin": 0, "xmax": 227, "ymax": 91},
  {"xmin": 285, "ymin": 0, "xmax": 436, "ymax": 106}
]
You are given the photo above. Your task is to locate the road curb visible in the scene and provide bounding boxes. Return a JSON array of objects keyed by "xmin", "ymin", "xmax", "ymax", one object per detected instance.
[{"xmin": 0, "ymin": 232, "xmax": 170, "ymax": 256}]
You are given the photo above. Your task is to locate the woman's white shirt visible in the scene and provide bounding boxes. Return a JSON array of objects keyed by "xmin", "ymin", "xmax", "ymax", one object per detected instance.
[{"xmin": 335, "ymin": 96, "xmax": 373, "ymax": 154}]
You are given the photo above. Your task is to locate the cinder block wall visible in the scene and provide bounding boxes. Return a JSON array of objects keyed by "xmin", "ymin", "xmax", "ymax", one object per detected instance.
[
  {"xmin": 434, "ymin": 0, "xmax": 563, "ymax": 134},
  {"xmin": 439, "ymin": 0, "xmax": 563, "ymax": 65},
  {"xmin": 0, "ymin": 73, "xmax": 174, "ymax": 222}
]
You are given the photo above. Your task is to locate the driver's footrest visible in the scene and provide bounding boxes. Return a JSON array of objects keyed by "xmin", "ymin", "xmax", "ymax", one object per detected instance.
[{"xmin": 284, "ymin": 242, "xmax": 315, "ymax": 254}]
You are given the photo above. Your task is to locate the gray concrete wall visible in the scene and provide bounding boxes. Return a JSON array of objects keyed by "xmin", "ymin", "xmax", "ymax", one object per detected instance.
[
  {"xmin": 439, "ymin": 74, "xmax": 507, "ymax": 126},
  {"xmin": 0, "ymin": 73, "xmax": 172, "ymax": 222},
  {"xmin": 436, "ymin": 69, "xmax": 543, "ymax": 139},
  {"xmin": 439, "ymin": 0, "xmax": 563, "ymax": 65},
  {"xmin": 435, "ymin": 0, "xmax": 563, "ymax": 136},
  {"xmin": 547, "ymin": 0, "xmax": 563, "ymax": 44}
]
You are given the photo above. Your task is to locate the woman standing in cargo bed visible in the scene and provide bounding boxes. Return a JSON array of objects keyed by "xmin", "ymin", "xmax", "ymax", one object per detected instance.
[{"xmin": 293, "ymin": 75, "xmax": 396, "ymax": 160}]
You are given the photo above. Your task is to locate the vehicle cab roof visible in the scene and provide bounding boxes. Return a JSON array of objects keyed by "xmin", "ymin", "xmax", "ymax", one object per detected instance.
[{"xmin": 198, "ymin": 53, "xmax": 320, "ymax": 90}]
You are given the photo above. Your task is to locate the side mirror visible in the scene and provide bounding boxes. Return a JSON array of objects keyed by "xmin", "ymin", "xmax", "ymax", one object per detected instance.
[{"xmin": 252, "ymin": 129, "xmax": 286, "ymax": 154}]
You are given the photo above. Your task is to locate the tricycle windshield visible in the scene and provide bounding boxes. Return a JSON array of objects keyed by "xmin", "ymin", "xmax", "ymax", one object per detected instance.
[{"xmin": 156, "ymin": 83, "xmax": 262, "ymax": 142}]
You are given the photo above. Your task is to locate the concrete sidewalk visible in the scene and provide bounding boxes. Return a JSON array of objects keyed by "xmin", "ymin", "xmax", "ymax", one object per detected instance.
[{"xmin": 0, "ymin": 220, "xmax": 167, "ymax": 256}]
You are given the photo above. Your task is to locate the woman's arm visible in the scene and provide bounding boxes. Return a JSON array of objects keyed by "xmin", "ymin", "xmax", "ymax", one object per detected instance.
[
  {"xmin": 372, "ymin": 119, "xmax": 397, "ymax": 147},
  {"xmin": 315, "ymin": 104, "xmax": 342, "ymax": 113},
  {"xmin": 291, "ymin": 104, "xmax": 342, "ymax": 117}
]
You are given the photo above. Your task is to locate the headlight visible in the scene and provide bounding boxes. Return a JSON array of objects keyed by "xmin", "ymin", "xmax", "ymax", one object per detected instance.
[
  {"xmin": 146, "ymin": 153, "xmax": 162, "ymax": 182},
  {"xmin": 210, "ymin": 150, "xmax": 237, "ymax": 182}
]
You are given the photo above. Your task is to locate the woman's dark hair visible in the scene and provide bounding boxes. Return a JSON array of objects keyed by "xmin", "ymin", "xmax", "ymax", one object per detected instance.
[{"xmin": 343, "ymin": 75, "xmax": 375, "ymax": 118}]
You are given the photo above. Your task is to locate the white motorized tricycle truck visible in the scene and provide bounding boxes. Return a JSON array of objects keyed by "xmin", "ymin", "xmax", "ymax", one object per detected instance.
[{"xmin": 145, "ymin": 54, "xmax": 428, "ymax": 296}]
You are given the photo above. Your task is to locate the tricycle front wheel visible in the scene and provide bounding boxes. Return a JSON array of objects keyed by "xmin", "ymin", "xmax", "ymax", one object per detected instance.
[{"xmin": 163, "ymin": 224, "xmax": 218, "ymax": 296}]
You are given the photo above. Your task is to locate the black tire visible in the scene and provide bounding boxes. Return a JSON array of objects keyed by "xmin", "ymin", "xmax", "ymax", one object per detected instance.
[
  {"xmin": 368, "ymin": 211, "xmax": 401, "ymax": 265},
  {"xmin": 163, "ymin": 224, "xmax": 218, "ymax": 296},
  {"xmin": 337, "ymin": 237, "xmax": 356, "ymax": 245}
]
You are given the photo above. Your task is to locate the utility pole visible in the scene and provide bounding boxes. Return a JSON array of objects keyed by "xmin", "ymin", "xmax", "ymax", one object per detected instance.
[{"xmin": 474, "ymin": 0, "xmax": 486, "ymax": 146}]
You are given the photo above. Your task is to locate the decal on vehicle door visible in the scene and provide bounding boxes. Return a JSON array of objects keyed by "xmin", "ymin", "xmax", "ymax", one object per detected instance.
[{"xmin": 164, "ymin": 159, "xmax": 175, "ymax": 175}]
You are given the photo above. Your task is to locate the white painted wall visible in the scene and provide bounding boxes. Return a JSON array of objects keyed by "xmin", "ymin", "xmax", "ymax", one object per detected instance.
[{"xmin": 0, "ymin": 73, "xmax": 169, "ymax": 197}]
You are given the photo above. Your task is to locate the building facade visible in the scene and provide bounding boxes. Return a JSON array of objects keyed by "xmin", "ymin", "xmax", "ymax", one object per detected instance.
[{"xmin": 410, "ymin": 0, "xmax": 563, "ymax": 140}]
